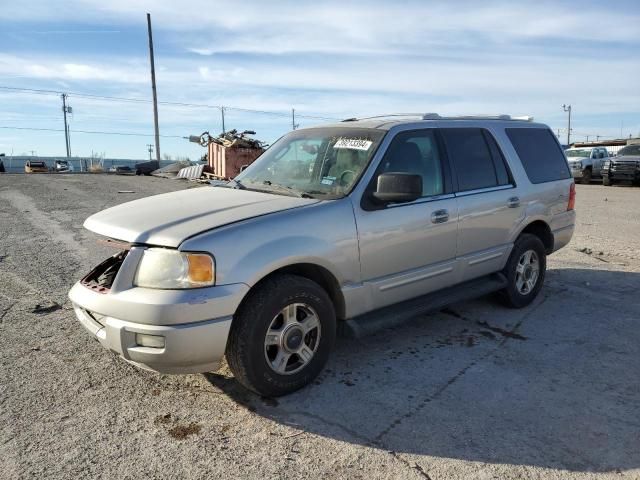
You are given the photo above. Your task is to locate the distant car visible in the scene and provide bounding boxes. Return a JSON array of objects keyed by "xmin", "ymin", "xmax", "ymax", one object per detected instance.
[
  {"xmin": 55, "ymin": 160, "xmax": 74, "ymax": 172},
  {"xmin": 109, "ymin": 165, "xmax": 133, "ymax": 174},
  {"xmin": 134, "ymin": 160, "xmax": 159, "ymax": 176},
  {"xmin": 24, "ymin": 160, "xmax": 48, "ymax": 173},
  {"xmin": 564, "ymin": 147, "xmax": 608, "ymax": 184},
  {"xmin": 602, "ymin": 144, "xmax": 640, "ymax": 186}
]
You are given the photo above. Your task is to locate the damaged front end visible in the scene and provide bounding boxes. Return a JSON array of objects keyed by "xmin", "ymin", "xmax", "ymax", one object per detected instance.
[{"xmin": 81, "ymin": 250, "xmax": 128, "ymax": 294}]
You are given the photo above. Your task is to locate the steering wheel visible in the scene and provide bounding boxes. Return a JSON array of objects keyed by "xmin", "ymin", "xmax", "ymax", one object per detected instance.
[{"xmin": 339, "ymin": 170, "xmax": 356, "ymax": 186}]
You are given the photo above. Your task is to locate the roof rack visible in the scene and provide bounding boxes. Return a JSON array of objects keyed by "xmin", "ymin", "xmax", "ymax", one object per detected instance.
[
  {"xmin": 422, "ymin": 113, "xmax": 534, "ymax": 122},
  {"xmin": 342, "ymin": 113, "xmax": 423, "ymax": 122},
  {"xmin": 342, "ymin": 113, "xmax": 534, "ymax": 122}
]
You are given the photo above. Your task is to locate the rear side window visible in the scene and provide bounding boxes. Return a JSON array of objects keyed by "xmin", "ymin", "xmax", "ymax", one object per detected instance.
[
  {"xmin": 506, "ymin": 128, "xmax": 571, "ymax": 183},
  {"xmin": 441, "ymin": 128, "xmax": 509, "ymax": 192}
]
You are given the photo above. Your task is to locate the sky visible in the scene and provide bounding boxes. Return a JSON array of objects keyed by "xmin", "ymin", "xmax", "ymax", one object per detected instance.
[{"xmin": 0, "ymin": 0, "xmax": 639, "ymax": 159}]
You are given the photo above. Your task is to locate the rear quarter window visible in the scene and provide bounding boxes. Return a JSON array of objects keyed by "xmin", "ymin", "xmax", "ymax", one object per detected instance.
[{"xmin": 505, "ymin": 128, "xmax": 571, "ymax": 184}]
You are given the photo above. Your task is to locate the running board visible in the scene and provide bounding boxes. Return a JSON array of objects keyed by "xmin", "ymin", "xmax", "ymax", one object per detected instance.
[{"xmin": 339, "ymin": 272, "xmax": 508, "ymax": 339}]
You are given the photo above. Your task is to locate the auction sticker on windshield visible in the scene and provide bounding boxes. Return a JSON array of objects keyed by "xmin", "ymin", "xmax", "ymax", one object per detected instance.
[{"xmin": 333, "ymin": 138, "xmax": 372, "ymax": 151}]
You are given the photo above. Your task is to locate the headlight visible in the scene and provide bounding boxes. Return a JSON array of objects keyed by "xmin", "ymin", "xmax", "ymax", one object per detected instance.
[{"xmin": 134, "ymin": 248, "xmax": 215, "ymax": 289}]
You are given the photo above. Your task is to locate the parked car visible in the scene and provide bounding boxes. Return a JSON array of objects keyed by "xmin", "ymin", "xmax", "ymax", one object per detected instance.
[
  {"xmin": 24, "ymin": 160, "xmax": 48, "ymax": 173},
  {"xmin": 134, "ymin": 160, "xmax": 159, "ymax": 176},
  {"xmin": 564, "ymin": 146, "xmax": 608, "ymax": 183},
  {"xmin": 602, "ymin": 144, "xmax": 640, "ymax": 186},
  {"xmin": 109, "ymin": 165, "xmax": 133, "ymax": 174},
  {"xmin": 55, "ymin": 160, "xmax": 74, "ymax": 172},
  {"xmin": 69, "ymin": 114, "xmax": 575, "ymax": 396}
]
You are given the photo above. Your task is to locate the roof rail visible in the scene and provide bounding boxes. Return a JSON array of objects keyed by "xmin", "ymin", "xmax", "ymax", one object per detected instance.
[
  {"xmin": 342, "ymin": 113, "xmax": 423, "ymax": 122},
  {"xmin": 422, "ymin": 113, "xmax": 533, "ymax": 122},
  {"xmin": 341, "ymin": 113, "xmax": 534, "ymax": 123}
]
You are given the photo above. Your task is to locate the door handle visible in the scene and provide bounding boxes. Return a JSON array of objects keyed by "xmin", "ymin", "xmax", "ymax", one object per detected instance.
[
  {"xmin": 431, "ymin": 209, "xmax": 449, "ymax": 223},
  {"xmin": 507, "ymin": 196, "xmax": 520, "ymax": 208}
]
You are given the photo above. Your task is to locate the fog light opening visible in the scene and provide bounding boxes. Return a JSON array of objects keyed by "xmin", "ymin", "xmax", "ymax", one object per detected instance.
[{"xmin": 135, "ymin": 333, "xmax": 165, "ymax": 348}]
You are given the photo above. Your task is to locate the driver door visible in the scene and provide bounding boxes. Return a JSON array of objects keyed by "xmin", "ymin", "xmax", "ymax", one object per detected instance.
[{"xmin": 353, "ymin": 129, "xmax": 459, "ymax": 311}]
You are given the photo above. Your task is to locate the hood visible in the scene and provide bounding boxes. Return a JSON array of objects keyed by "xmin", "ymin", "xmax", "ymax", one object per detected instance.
[
  {"xmin": 84, "ymin": 187, "xmax": 319, "ymax": 247},
  {"xmin": 614, "ymin": 155, "xmax": 640, "ymax": 162}
]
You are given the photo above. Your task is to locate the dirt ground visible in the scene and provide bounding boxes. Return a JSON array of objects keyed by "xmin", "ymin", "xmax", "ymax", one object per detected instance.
[{"xmin": 1, "ymin": 174, "xmax": 639, "ymax": 479}]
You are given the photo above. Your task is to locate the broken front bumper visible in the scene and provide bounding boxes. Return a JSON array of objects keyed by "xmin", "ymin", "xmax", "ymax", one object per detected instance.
[{"xmin": 68, "ymin": 249, "xmax": 249, "ymax": 374}]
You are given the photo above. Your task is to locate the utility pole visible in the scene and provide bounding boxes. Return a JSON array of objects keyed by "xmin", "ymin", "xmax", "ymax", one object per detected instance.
[
  {"xmin": 146, "ymin": 144, "xmax": 154, "ymax": 160},
  {"xmin": 61, "ymin": 93, "xmax": 71, "ymax": 157},
  {"xmin": 292, "ymin": 108, "xmax": 299, "ymax": 130},
  {"xmin": 562, "ymin": 104, "xmax": 572, "ymax": 146},
  {"xmin": 220, "ymin": 106, "xmax": 226, "ymax": 133},
  {"xmin": 147, "ymin": 13, "xmax": 160, "ymax": 163}
]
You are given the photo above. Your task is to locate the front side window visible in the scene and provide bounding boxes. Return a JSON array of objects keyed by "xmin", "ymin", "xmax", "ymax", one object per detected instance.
[
  {"xmin": 234, "ymin": 127, "xmax": 385, "ymax": 199},
  {"xmin": 441, "ymin": 128, "xmax": 500, "ymax": 191},
  {"xmin": 375, "ymin": 129, "xmax": 445, "ymax": 197}
]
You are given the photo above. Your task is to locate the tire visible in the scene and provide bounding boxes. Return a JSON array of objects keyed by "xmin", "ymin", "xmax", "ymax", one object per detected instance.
[
  {"xmin": 603, "ymin": 176, "xmax": 613, "ymax": 186},
  {"xmin": 136, "ymin": 170, "xmax": 142, "ymax": 176},
  {"xmin": 226, "ymin": 274, "xmax": 336, "ymax": 397},
  {"xmin": 580, "ymin": 168, "xmax": 592, "ymax": 184},
  {"xmin": 498, "ymin": 234, "xmax": 546, "ymax": 309}
]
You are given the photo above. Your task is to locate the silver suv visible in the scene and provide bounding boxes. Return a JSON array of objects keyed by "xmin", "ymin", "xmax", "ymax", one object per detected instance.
[{"xmin": 69, "ymin": 114, "xmax": 576, "ymax": 396}]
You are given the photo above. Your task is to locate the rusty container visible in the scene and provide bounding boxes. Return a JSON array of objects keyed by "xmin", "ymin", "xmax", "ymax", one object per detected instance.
[{"xmin": 208, "ymin": 143, "xmax": 264, "ymax": 179}]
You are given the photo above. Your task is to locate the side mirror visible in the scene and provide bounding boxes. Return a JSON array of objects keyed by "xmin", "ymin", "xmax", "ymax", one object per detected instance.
[{"xmin": 372, "ymin": 172, "xmax": 422, "ymax": 203}]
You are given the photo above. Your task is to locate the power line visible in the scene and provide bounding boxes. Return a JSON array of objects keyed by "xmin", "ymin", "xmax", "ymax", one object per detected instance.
[
  {"xmin": 0, "ymin": 125, "xmax": 186, "ymax": 138},
  {"xmin": 0, "ymin": 85, "xmax": 341, "ymax": 121}
]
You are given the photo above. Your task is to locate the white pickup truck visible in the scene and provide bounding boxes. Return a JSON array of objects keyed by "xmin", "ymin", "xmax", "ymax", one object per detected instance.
[{"xmin": 565, "ymin": 147, "xmax": 609, "ymax": 184}]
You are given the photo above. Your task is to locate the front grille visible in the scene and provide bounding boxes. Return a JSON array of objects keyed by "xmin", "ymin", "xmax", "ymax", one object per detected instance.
[
  {"xmin": 81, "ymin": 250, "xmax": 128, "ymax": 293},
  {"xmin": 611, "ymin": 160, "xmax": 639, "ymax": 174}
]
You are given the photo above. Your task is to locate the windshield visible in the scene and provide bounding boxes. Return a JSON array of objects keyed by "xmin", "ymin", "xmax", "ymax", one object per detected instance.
[
  {"xmin": 618, "ymin": 145, "xmax": 640, "ymax": 156},
  {"xmin": 232, "ymin": 127, "xmax": 386, "ymax": 199},
  {"xmin": 565, "ymin": 149, "xmax": 591, "ymax": 158}
]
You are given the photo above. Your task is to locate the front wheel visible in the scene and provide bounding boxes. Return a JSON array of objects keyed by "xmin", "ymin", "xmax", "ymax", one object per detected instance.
[
  {"xmin": 498, "ymin": 234, "xmax": 546, "ymax": 308},
  {"xmin": 580, "ymin": 168, "xmax": 592, "ymax": 184},
  {"xmin": 226, "ymin": 274, "xmax": 336, "ymax": 397},
  {"xmin": 603, "ymin": 176, "xmax": 613, "ymax": 186}
]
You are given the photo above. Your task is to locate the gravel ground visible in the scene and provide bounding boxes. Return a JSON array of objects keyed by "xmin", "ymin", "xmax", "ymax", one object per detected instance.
[{"xmin": 1, "ymin": 174, "xmax": 639, "ymax": 479}]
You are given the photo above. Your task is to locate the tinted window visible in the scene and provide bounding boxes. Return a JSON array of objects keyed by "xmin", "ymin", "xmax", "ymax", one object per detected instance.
[
  {"xmin": 506, "ymin": 128, "xmax": 571, "ymax": 183},
  {"xmin": 441, "ymin": 128, "xmax": 498, "ymax": 191},
  {"xmin": 378, "ymin": 130, "xmax": 444, "ymax": 197}
]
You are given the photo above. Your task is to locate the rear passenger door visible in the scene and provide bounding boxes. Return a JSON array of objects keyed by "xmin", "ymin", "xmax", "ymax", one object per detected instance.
[{"xmin": 440, "ymin": 128, "xmax": 522, "ymax": 281}]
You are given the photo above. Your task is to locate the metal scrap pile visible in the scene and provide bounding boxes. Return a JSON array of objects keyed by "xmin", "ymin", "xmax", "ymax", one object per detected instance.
[{"xmin": 197, "ymin": 129, "xmax": 268, "ymax": 150}]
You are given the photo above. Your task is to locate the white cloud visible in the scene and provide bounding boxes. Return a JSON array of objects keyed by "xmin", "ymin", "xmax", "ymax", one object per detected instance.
[{"xmin": 0, "ymin": 54, "xmax": 148, "ymax": 83}]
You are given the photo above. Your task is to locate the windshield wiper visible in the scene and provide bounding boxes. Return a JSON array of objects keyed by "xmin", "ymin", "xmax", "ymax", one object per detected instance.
[
  {"xmin": 222, "ymin": 179, "xmax": 246, "ymax": 190},
  {"xmin": 259, "ymin": 180, "xmax": 316, "ymax": 198}
]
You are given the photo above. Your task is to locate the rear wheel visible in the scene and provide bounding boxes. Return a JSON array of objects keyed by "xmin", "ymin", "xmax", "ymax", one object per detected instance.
[
  {"xmin": 226, "ymin": 274, "xmax": 336, "ymax": 397},
  {"xmin": 498, "ymin": 234, "xmax": 546, "ymax": 308}
]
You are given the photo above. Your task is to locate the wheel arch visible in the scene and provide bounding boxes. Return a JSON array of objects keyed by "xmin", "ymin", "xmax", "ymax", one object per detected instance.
[
  {"xmin": 240, "ymin": 263, "xmax": 346, "ymax": 320},
  {"xmin": 518, "ymin": 220, "xmax": 554, "ymax": 255}
]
